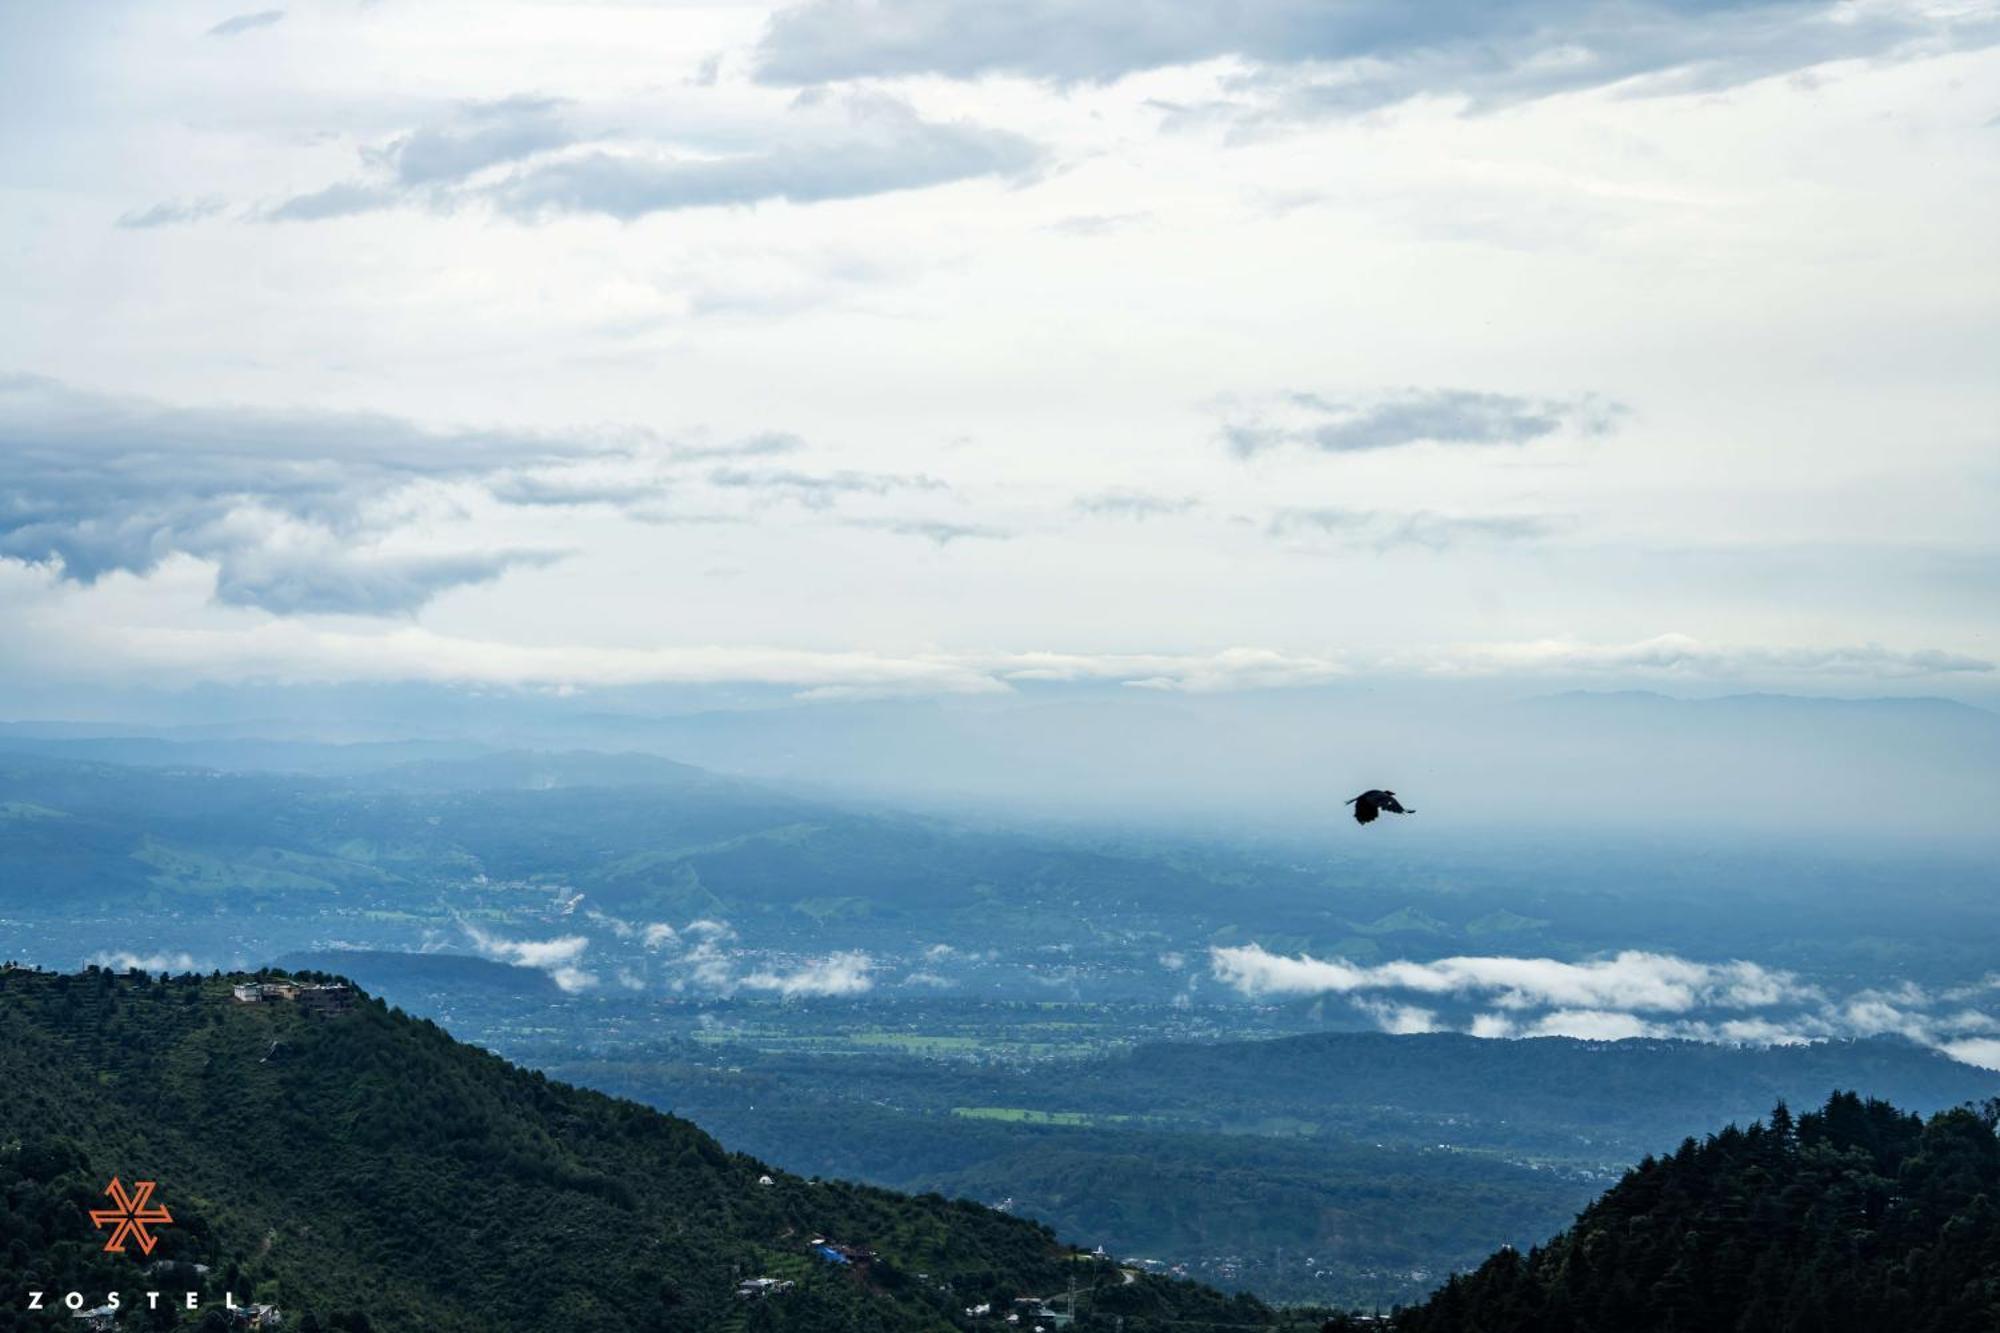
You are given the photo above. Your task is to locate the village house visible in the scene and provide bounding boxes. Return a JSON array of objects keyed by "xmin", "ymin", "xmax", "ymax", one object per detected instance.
[{"xmin": 231, "ymin": 980, "xmax": 355, "ymax": 1016}]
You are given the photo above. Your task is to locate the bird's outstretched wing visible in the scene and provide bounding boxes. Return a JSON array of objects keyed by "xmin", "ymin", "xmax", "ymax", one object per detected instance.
[{"xmin": 1352, "ymin": 797, "xmax": 1380, "ymax": 825}]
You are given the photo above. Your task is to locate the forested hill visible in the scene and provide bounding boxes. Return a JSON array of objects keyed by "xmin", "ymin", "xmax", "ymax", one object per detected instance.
[
  {"xmin": 0, "ymin": 967, "xmax": 1301, "ymax": 1333},
  {"xmin": 1392, "ymin": 1092, "xmax": 2000, "ymax": 1333}
]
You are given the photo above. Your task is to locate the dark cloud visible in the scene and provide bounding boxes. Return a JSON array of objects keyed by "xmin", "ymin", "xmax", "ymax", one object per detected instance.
[
  {"xmin": 0, "ymin": 375, "xmax": 618, "ymax": 614},
  {"xmin": 1225, "ymin": 388, "xmax": 1621, "ymax": 457},
  {"xmin": 213, "ymin": 548, "xmax": 566, "ymax": 616},
  {"xmin": 1269, "ymin": 506, "xmax": 1564, "ymax": 551},
  {"xmin": 206, "ymin": 10, "xmax": 284, "ymax": 39},
  {"xmin": 374, "ymin": 96, "xmax": 576, "ymax": 187},
  {"xmin": 116, "ymin": 197, "xmax": 225, "ymax": 229},
  {"xmin": 488, "ymin": 97, "xmax": 1039, "ymax": 220},
  {"xmin": 263, "ymin": 92, "xmax": 1038, "ymax": 225},
  {"xmin": 1072, "ymin": 488, "xmax": 1198, "ymax": 519},
  {"xmin": 755, "ymin": 0, "xmax": 1996, "ymax": 116},
  {"xmin": 708, "ymin": 466, "xmax": 948, "ymax": 508}
]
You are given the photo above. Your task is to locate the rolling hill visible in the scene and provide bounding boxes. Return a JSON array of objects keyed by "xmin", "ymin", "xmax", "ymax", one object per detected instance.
[
  {"xmin": 1392, "ymin": 1092, "xmax": 2000, "ymax": 1332},
  {"xmin": 0, "ymin": 965, "xmax": 1305, "ymax": 1332}
]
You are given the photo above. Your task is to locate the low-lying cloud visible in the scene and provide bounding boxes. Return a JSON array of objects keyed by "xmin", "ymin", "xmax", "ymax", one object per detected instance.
[
  {"xmin": 742, "ymin": 950, "xmax": 877, "ymax": 997},
  {"xmin": 1426, "ymin": 633, "xmax": 1994, "ymax": 680},
  {"xmin": 462, "ymin": 924, "xmax": 596, "ymax": 992},
  {"xmin": 1210, "ymin": 944, "xmax": 2000, "ymax": 1069},
  {"xmin": 91, "ymin": 949, "xmax": 200, "ymax": 974},
  {"xmin": 1211, "ymin": 945, "xmax": 1800, "ymax": 1012}
]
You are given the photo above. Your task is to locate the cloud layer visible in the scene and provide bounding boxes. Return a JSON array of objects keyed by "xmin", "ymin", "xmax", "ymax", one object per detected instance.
[
  {"xmin": 0, "ymin": 375, "xmax": 614, "ymax": 614},
  {"xmin": 742, "ymin": 950, "xmax": 877, "ymax": 997},
  {"xmin": 262, "ymin": 91, "xmax": 1038, "ymax": 225},
  {"xmin": 462, "ymin": 924, "xmax": 598, "ymax": 992},
  {"xmin": 1268, "ymin": 507, "xmax": 1565, "ymax": 551},
  {"xmin": 1210, "ymin": 944, "xmax": 2000, "ymax": 1068},
  {"xmin": 1211, "ymin": 944, "xmax": 1797, "ymax": 1011},
  {"xmin": 755, "ymin": 0, "xmax": 1999, "ymax": 115}
]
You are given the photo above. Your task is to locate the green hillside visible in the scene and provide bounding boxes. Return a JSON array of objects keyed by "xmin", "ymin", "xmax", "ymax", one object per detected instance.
[
  {"xmin": 0, "ymin": 966, "xmax": 1306, "ymax": 1333},
  {"xmin": 1392, "ymin": 1092, "xmax": 2000, "ymax": 1333}
]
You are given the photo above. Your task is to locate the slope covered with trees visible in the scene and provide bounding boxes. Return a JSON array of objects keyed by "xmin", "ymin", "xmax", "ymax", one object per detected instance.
[
  {"xmin": 0, "ymin": 966, "xmax": 1308, "ymax": 1332},
  {"xmin": 1394, "ymin": 1092, "xmax": 2000, "ymax": 1333}
]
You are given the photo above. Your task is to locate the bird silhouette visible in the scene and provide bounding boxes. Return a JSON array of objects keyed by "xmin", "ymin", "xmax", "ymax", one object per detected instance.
[{"xmin": 1345, "ymin": 789, "xmax": 1413, "ymax": 825}]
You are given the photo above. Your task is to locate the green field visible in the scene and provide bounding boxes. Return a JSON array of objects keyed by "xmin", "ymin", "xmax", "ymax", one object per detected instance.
[{"xmin": 953, "ymin": 1106, "xmax": 1129, "ymax": 1126}]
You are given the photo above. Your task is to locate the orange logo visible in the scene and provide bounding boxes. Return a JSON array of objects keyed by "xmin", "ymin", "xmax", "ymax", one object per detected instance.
[{"xmin": 89, "ymin": 1178, "xmax": 173, "ymax": 1255}]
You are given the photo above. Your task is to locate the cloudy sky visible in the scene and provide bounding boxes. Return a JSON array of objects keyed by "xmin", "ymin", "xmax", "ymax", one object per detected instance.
[{"xmin": 3, "ymin": 0, "xmax": 1997, "ymax": 706}]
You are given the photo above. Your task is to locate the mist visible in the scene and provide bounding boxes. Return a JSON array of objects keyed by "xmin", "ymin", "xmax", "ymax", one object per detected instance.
[{"xmin": 5, "ymin": 681, "xmax": 1995, "ymax": 846}]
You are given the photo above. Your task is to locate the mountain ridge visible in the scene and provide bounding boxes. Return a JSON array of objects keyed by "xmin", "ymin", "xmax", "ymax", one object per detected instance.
[{"xmin": 0, "ymin": 965, "xmax": 1300, "ymax": 1332}]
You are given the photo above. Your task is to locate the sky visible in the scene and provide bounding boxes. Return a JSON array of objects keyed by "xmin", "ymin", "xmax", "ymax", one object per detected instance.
[{"xmin": 2, "ymin": 0, "xmax": 1998, "ymax": 711}]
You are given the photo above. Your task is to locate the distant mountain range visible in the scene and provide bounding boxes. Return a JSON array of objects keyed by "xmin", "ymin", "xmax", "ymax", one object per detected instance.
[{"xmin": 5, "ymin": 685, "xmax": 1997, "ymax": 836}]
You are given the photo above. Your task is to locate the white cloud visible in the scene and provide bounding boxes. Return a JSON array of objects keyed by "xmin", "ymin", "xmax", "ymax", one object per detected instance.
[
  {"xmin": 1355, "ymin": 998, "xmax": 1440, "ymax": 1035},
  {"xmin": 0, "ymin": 374, "xmax": 608, "ymax": 615},
  {"xmin": 1213, "ymin": 943, "xmax": 2000, "ymax": 1066},
  {"xmin": 4, "ymin": 557, "xmax": 1985, "ymax": 694},
  {"xmin": 674, "ymin": 939, "xmax": 736, "ymax": 991},
  {"xmin": 461, "ymin": 923, "xmax": 596, "ymax": 990},
  {"xmin": 1208, "ymin": 944, "xmax": 1806, "ymax": 1013},
  {"xmin": 742, "ymin": 950, "xmax": 876, "ymax": 997},
  {"xmin": 91, "ymin": 949, "xmax": 198, "ymax": 974},
  {"xmin": 1941, "ymin": 1038, "xmax": 2000, "ymax": 1072},
  {"xmin": 1414, "ymin": 634, "xmax": 1993, "ymax": 681},
  {"xmin": 3, "ymin": 2, "xmax": 1997, "ymax": 715},
  {"xmin": 585, "ymin": 908, "xmax": 636, "ymax": 938},
  {"xmin": 1526, "ymin": 1009, "xmax": 1659, "ymax": 1041},
  {"xmin": 1703, "ymin": 1017, "xmax": 1820, "ymax": 1046}
]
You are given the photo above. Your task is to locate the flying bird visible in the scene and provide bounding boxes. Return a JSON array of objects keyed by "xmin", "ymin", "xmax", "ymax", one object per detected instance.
[{"xmin": 1345, "ymin": 789, "xmax": 1413, "ymax": 825}]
